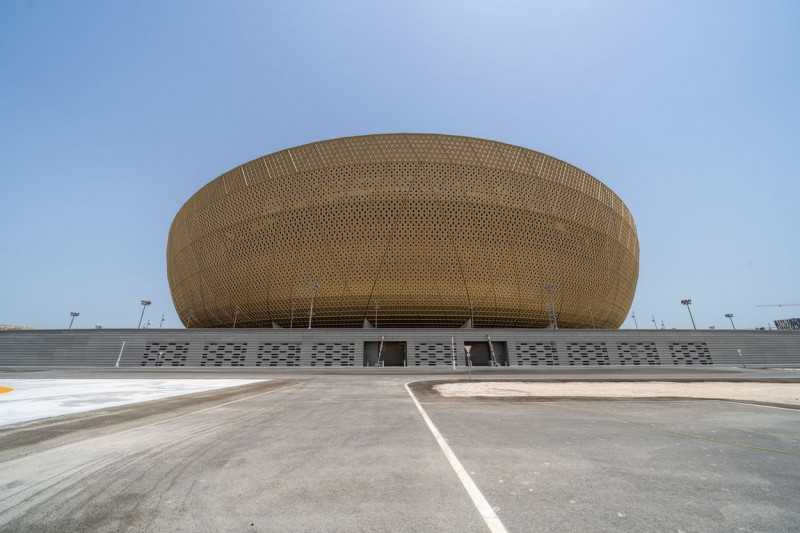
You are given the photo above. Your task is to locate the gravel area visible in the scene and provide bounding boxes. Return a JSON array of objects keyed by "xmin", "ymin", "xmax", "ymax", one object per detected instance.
[{"xmin": 434, "ymin": 381, "xmax": 800, "ymax": 405}]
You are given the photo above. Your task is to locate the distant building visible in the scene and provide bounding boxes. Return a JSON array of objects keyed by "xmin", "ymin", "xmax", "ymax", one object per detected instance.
[
  {"xmin": 0, "ymin": 325, "xmax": 35, "ymax": 331},
  {"xmin": 774, "ymin": 318, "xmax": 800, "ymax": 331}
]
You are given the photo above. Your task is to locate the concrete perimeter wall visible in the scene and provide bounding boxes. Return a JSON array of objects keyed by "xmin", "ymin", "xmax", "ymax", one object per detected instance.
[{"xmin": 0, "ymin": 328, "xmax": 798, "ymax": 367}]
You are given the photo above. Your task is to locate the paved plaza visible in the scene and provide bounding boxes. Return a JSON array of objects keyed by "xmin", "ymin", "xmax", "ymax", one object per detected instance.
[{"xmin": 1, "ymin": 367, "xmax": 798, "ymax": 532}]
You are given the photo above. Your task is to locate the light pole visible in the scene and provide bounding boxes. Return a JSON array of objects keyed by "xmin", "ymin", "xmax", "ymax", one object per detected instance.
[
  {"xmin": 138, "ymin": 300, "xmax": 151, "ymax": 329},
  {"xmin": 469, "ymin": 304, "xmax": 474, "ymax": 328},
  {"xmin": 543, "ymin": 284, "xmax": 557, "ymax": 329},
  {"xmin": 375, "ymin": 303, "xmax": 379, "ymax": 329},
  {"xmin": 68, "ymin": 312, "xmax": 79, "ymax": 329},
  {"xmin": 159, "ymin": 314, "xmax": 165, "ymax": 329},
  {"xmin": 232, "ymin": 306, "xmax": 239, "ymax": 329},
  {"xmin": 631, "ymin": 311, "xmax": 639, "ymax": 330},
  {"xmin": 725, "ymin": 313, "xmax": 736, "ymax": 330},
  {"xmin": 680, "ymin": 299, "xmax": 696, "ymax": 329},
  {"xmin": 651, "ymin": 315, "xmax": 657, "ymax": 329},
  {"xmin": 308, "ymin": 282, "xmax": 319, "ymax": 329}
]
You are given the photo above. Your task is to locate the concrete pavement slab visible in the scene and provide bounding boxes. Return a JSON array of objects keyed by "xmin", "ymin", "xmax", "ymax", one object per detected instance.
[{"xmin": 1, "ymin": 369, "xmax": 799, "ymax": 532}]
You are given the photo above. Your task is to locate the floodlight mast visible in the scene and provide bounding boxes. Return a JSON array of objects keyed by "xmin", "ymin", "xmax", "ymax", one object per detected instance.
[
  {"xmin": 680, "ymin": 299, "xmax": 696, "ymax": 329},
  {"xmin": 68, "ymin": 312, "xmax": 79, "ymax": 330},
  {"xmin": 725, "ymin": 313, "xmax": 736, "ymax": 329},
  {"xmin": 138, "ymin": 300, "xmax": 151, "ymax": 329}
]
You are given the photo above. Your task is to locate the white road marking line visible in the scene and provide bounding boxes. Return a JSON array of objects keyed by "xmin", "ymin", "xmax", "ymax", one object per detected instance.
[{"xmin": 405, "ymin": 382, "xmax": 508, "ymax": 533}]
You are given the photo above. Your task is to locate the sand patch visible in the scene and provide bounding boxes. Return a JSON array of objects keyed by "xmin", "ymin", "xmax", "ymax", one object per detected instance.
[{"xmin": 434, "ymin": 381, "xmax": 800, "ymax": 405}]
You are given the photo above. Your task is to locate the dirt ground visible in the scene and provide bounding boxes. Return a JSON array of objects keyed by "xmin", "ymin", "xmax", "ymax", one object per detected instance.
[{"xmin": 434, "ymin": 381, "xmax": 800, "ymax": 405}]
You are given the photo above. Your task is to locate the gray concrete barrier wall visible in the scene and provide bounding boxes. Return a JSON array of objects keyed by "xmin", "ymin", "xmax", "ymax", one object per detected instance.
[{"xmin": 0, "ymin": 328, "xmax": 798, "ymax": 367}]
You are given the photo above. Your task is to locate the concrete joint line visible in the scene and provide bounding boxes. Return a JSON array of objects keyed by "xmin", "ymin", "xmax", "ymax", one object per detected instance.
[{"xmin": 404, "ymin": 382, "xmax": 508, "ymax": 533}]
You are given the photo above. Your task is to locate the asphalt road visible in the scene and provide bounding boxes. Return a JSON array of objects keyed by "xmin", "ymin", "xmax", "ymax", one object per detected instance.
[{"xmin": 1, "ymin": 367, "xmax": 799, "ymax": 532}]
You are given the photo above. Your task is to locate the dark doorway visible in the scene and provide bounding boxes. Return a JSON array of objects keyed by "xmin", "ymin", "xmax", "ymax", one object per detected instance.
[
  {"xmin": 489, "ymin": 340, "xmax": 508, "ymax": 366},
  {"xmin": 364, "ymin": 341, "xmax": 406, "ymax": 367},
  {"xmin": 464, "ymin": 341, "xmax": 508, "ymax": 366}
]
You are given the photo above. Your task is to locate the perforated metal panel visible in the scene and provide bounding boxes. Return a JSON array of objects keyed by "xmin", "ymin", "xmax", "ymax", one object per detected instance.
[
  {"xmin": 255, "ymin": 343, "xmax": 301, "ymax": 366},
  {"xmin": 310, "ymin": 343, "xmax": 355, "ymax": 366},
  {"xmin": 413, "ymin": 343, "xmax": 454, "ymax": 366},
  {"xmin": 669, "ymin": 342, "xmax": 713, "ymax": 365},
  {"xmin": 567, "ymin": 342, "xmax": 610, "ymax": 365},
  {"xmin": 515, "ymin": 342, "xmax": 559, "ymax": 365},
  {"xmin": 141, "ymin": 342, "xmax": 189, "ymax": 367},
  {"xmin": 167, "ymin": 134, "xmax": 639, "ymax": 328},
  {"xmin": 617, "ymin": 342, "xmax": 660, "ymax": 365},
  {"xmin": 200, "ymin": 342, "xmax": 247, "ymax": 367}
]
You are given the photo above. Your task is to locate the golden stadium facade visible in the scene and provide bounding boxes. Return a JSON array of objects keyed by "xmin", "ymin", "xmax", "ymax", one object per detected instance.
[{"xmin": 167, "ymin": 134, "xmax": 639, "ymax": 329}]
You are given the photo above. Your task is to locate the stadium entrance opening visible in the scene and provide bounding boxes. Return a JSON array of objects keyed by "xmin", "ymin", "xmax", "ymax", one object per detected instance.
[
  {"xmin": 464, "ymin": 341, "xmax": 508, "ymax": 366},
  {"xmin": 363, "ymin": 342, "xmax": 407, "ymax": 367}
]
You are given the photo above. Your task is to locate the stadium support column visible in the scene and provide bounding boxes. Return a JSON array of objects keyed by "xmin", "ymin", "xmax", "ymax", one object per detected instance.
[
  {"xmin": 308, "ymin": 282, "xmax": 320, "ymax": 329},
  {"xmin": 544, "ymin": 284, "xmax": 557, "ymax": 329}
]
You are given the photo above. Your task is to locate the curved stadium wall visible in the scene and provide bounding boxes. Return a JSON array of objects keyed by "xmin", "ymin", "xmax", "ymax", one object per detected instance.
[{"xmin": 166, "ymin": 134, "xmax": 639, "ymax": 328}]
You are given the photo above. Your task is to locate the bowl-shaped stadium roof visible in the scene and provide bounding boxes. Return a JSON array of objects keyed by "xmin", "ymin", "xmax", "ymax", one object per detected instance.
[{"xmin": 167, "ymin": 133, "xmax": 639, "ymax": 328}]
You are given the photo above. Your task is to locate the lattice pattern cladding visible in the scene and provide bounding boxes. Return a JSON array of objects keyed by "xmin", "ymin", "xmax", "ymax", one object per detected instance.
[{"xmin": 167, "ymin": 134, "xmax": 639, "ymax": 328}]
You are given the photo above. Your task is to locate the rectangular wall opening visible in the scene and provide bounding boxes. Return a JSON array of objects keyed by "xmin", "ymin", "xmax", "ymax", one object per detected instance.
[
  {"xmin": 364, "ymin": 341, "xmax": 407, "ymax": 366},
  {"xmin": 464, "ymin": 341, "xmax": 508, "ymax": 366}
]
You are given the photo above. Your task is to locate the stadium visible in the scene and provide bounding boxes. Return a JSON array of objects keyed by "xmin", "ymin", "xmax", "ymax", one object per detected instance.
[
  {"xmin": 4, "ymin": 135, "xmax": 799, "ymax": 368},
  {"xmin": 166, "ymin": 133, "xmax": 639, "ymax": 329}
]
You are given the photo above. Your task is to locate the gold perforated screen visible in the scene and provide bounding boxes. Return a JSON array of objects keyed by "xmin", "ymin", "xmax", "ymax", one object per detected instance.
[{"xmin": 167, "ymin": 134, "xmax": 639, "ymax": 328}]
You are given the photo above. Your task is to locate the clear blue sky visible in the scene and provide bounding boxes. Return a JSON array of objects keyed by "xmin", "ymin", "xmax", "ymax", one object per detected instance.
[{"xmin": 1, "ymin": 0, "xmax": 798, "ymax": 331}]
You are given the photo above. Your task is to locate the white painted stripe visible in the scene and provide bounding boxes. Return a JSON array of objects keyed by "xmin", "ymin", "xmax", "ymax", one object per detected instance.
[{"xmin": 405, "ymin": 383, "xmax": 508, "ymax": 533}]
